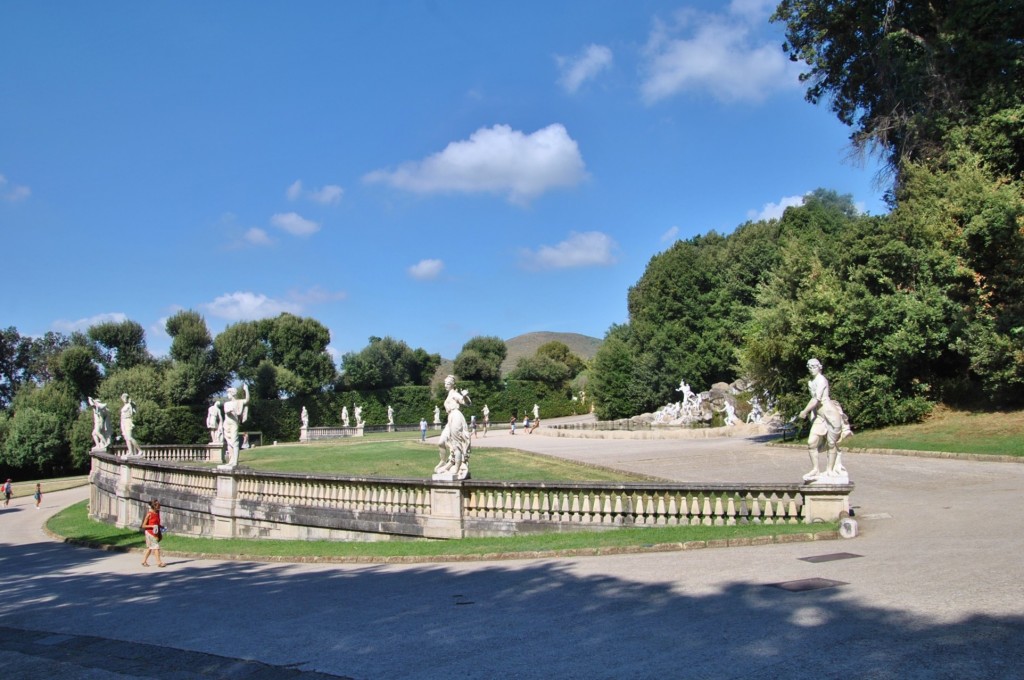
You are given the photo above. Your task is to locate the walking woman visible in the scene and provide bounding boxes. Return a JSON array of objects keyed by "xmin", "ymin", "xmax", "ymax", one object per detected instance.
[{"xmin": 141, "ymin": 499, "xmax": 166, "ymax": 567}]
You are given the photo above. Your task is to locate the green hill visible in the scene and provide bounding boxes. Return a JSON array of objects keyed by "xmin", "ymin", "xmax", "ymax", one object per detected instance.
[{"xmin": 500, "ymin": 332, "xmax": 602, "ymax": 376}]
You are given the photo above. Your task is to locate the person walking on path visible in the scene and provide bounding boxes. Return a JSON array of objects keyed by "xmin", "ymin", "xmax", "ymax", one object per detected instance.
[
  {"xmin": 140, "ymin": 499, "xmax": 166, "ymax": 567},
  {"xmin": 510, "ymin": 415, "xmax": 516, "ymax": 435},
  {"xmin": 420, "ymin": 418, "xmax": 428, "ymax": 442},
  {"xmin": 3, "ymin": 479, "xmax": 11, "ymax": 507},
  {"xmin": 33, "ymin": 484, "xmax": 42, "ymax": 508}
]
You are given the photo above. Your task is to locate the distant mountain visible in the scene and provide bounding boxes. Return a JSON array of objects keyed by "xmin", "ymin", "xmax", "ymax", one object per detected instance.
[
  {"xmin": 501, "ymin": 331, "xmax": 602, "ymax": 375},
  {"xmin": 432, "ymin": 331, "xmax": 603, "ymax": 385}
]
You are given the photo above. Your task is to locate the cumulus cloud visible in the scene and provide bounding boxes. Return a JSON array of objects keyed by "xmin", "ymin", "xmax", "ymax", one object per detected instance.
[
  {"xmin": 286, "ymin": 180, "xmax": 344, "ymax": 205},
  {"xmin": 271, "ymin": 212, "xmax": 320, "ymax": 236},
  {"xmin": 0, "ymin": 174, "xmax": 31, "ymax": 202},
  {"xmin": 521, "ymin": 231, "xmax": 617, "ymax": 270},
  {"xmin": 364, "ymin": 123, "xmax": 587, "ymax": 205},
  {"xmin": 557, "ymin": 44, "xmax": 613, "ymax": 93},
  {"xmin": 52, "ymin": 312, "xmax": 128, "ymax": 333},
  {"xmin": 201, "ymin": 292, "xmax": 301, "ymax": 321},
  {"xmin": 640, "ymin": 4, "xmax": 800, "ymax": 105},
  {"xmin": 244, "ymin": 227, "xmax": 273, "ymax": 246},
  {"xmin": 288, "ymin": 285, "xmax": 348, "ymax": 305},
  {"xmin": 660, "ymin": 225, "xmax": 680, "ymax": 243},
  {"xmin": 408, "ymin": 259, "xmax": 444, "ymax": 281},
  {"xmin": 748, "ymin": 193, "xmax": 806, "ymax": 221}
]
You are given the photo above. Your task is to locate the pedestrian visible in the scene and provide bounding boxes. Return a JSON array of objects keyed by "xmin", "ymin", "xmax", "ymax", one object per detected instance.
[
  {"xmin": 3, "ymin": 479, "xmax": 11, "ymax": 507},
  {"xmin": 529, "ymin": 416, "xmax": 540, "ymax": 434},
  {"xmin": 141, "ymin": 499, "xmax": 166, "ymax": 567},
  {"xmin": 33, "ymin": 483, "xmax": 42, "ymax": 508},
  {"xmin": 420, "ymin": 418, "xmax": 428, "ymax": 442},
  {"xmin": 470, "ymin": 414, "xmax": 477, "ymax": 438},
  {"xmin": 510, "ymin": 415, "xmax": 516, "ymax": 435}
]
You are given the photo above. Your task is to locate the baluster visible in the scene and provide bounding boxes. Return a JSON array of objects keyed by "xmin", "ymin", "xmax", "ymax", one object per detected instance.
[
  {"xmin": 713, "ymin": 496, "xmax": 725, "ymax": 526},
  {"xmin": 786, "ymin": 495, "xmax": 799, "ymax": 525},
  {"xmin": 570, "ymin": 493, "xmax": 581, "ymax": 523},
  {"xmin": 726, "ymin": 496, "xmax": 737, "ymax": 526},
  {"xmin": 513, "ymin": 490, "xmax": 523, "ymax": 520},
  {"xmin": 657, "ymin": 495, "xmax": 667, "ymax": 525}
]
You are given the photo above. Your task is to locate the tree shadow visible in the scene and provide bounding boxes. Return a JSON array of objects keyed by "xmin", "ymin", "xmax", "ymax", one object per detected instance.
[{"xmin": 0, "ymin": 539, "xmax": 1019, "ymax": 678}]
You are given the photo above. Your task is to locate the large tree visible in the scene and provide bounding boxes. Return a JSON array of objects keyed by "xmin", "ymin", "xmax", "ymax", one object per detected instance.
[
  {"xmin": 453, "ymin": 336, "xmax": 507, "ymax": 383},
  {"xmin": 773, "ymin": 0, "xmax": 1024, "ymax": 177},
  {"xmin": 88, "ymin": 320, "xmax": 150, "ymax": 372},
  {"xmin": 340, "ymin": 336, "xmax": 440, "ymax": 390}
]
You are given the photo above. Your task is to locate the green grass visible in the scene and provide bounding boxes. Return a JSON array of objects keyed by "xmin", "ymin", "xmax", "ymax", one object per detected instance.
[
  {"xmin": 215, "ymin": 438, "xmax": 652, "ymax": 482},
  {"xmin": 848, "ymin": 407, "xmax": 1024, "ymax": 457},
  {"xmin": 48, "ymin": 500, "xmax": 833, "ymax": 560},
  {"xmin": 8, "ymin": 475, "xmax": 90, "ymax": 499}
]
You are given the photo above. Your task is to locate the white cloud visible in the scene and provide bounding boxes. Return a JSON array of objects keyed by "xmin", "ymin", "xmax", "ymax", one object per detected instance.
[
  {"xmin": 52, "ymin": 312, "xmax": 128, "ymax": 333},
  {"xmin": 271, "ymin": 212, "xmax": 321, "ymax": 236},
  {"xmin": 244, "ymin": 227, "xmax": 273, "ymax": 246},
  {"xmin": 660, "ymin": 225, "xmax": 680, "ymax": 243},
  {"xmin": 288, "ymin": 285, "xmax": 348, "ymax": 305},
  {"xmin": 202, "ymin": 292, "xmax": 301, "ymax": 321},
  {"xmin": 748, "ymin": 193, "xmax": 806, "ymax": 221},
  {"xmin": 640, "ymin": 7, "xmax": 800, "ymax": 105},
  {"xmin": 521, "ymin": 231, "xmax": 617, "ymax": 270},
  {"xmin": 364, "ymin": 123, "xmax": 587, "ymax": 205},
  {"xmin": 0, "ymin": 174, "xmax": 31, "ymax": 202},
  {"xmin": 287, "ymin": 180, "xmax": 344, "ymax": 205},
  {"xmin": 408, "ymin": 259, "xmax": 444, "ymax": 281},
  {"xmin": 557, "ymin": 44, "xmax": 613, "ymax": 93}
]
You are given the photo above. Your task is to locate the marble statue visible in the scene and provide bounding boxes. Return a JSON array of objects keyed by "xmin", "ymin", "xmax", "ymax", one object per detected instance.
[
  {"xmin": 354, "ymin": 405, "xmax": 364, "ymax": 427},
  {"xmin": 221, "ymin": 384, "xmax": 250, "ymax": 467},
  {"xmin": 341, "ymin": 406, "xmax": 350, "ymax": 428},
  {"xmin": 206, "ymin": 400, "xmax": 224, "ymax": 444},
  {"xmin": 301, "ymin": 406, "xmax": 309, "ymax": 429},
  {"xmin": 676, "ymin": 380, "xmax": 697, "ymax": 406},
  {"xmin": 387, "ymin": 405, "xmax": 394, "ymax": 425},
  {"xmin": 434, "ymin": 375, "xmax": 472, "ymax": 480},
  {"xmin": 746, "ymin": 397, "xmax": 764, "ymax": 424},
  {"xmin": 533, "ymin": 403, "xmax": 540, "ymax": 420},
  {"xmin": 482, "ymin": 404, "xmax": 490, "ymax": 436},
  {"xmin": 88, "ymin": 397, "xmax": 112, "ymax": 450},
  {"xmin": 797, "ymin": 359, "xmax": 853, "ymax": 483},
  {"xmin": 119, "ymin": 393, "xmax": 142, "ymax": 457},
  {"xmin": 433, "ymin": 405, "xmax": 440, "ymax": 425},
  {"xmin": 722, "ymin": 401, "xmax": 738, "ymax": 426}
]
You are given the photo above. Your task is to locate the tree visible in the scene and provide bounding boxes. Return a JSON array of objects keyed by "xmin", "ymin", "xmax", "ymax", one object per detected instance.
[
  {"xmin": 52, "ymin": 345, "xmax": 102, "ymax": 401},
  {"xmin": 0, "ymin": 328, "xmax": 70, "ymax": 408},
  {"xmin": 163, "ymin": 311, "xmax": 224, "ymax": 404},
  {"xmin": 590, "ymin": 325, "xmax": 644, "ymax": 420},
  {"xmin": 88, "ymin": 320, "xmax": 149, "ymax": 372},
  {"xmin": 773, "ymin": 0, "xmax": 1024, "ymax": 176},
  {"xmin": 214, "ymin": 320, "xmax": 269, "ymax": 384},
  {"xmin": 264, "ymin": 314, "xmax": 335, "ymax": 395},
  {"xmin": 453, "ymin": 336, "xmax": 507, "ymax": 383},
  {"xmin": 340, "ymin": 337, "xmax": 440, "ymax": 390},
  {"xmin": 535, "ymin": 341, "xmax": 586, "ymax": 377}
]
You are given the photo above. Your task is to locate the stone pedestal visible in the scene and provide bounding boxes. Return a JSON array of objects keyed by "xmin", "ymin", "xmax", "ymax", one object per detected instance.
[
  {"xmin": 802, "ymin": 484, "xmax": 853, "ymax": 522},
  {"xmin": 300, "ymin": 426, "xmax": 308, "ymax": 443},
  {"xmin": 424, "ymin": 487, "xmax": 464, "ymax": 538},
  {"xmin": 211, "ymin": 473, "xmax": 239, "ymax": 538}
]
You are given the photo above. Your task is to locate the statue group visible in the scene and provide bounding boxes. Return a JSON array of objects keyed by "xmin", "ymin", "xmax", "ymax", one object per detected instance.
[{"xmin": 434, "ymin": 375, "xmax": 472, "ymax": 480}]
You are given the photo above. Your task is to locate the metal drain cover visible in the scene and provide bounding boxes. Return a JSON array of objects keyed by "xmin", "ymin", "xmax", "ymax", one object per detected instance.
[
  {"xmin": 798, "ymin": 552, "xmax": 862, "ymax": 563},
  {"xmin": 770, "ymin": 578, "xmax": 848, "ymax": 592}
]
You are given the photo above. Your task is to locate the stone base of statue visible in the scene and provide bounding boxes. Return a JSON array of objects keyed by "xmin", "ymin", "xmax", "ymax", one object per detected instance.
[
  {"xmin": 805, "ymin": 471, "xmax": 850, "ymax": 485},
  {"xmin": 216, "ymin": 462, "xmax": 237, "ymax": 471},
  {"xmin": 299, "ymin": 426, "xmax": 308, "ymax": 443},
  {"xmin": 432, "ymin": 466, "xmax": 469, "ymax": 481}
]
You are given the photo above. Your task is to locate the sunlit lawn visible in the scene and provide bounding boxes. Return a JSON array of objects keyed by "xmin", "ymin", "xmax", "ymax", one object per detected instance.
[{"xmin": 848, "ymin": 407, "xmax": 1024, "ymax": 457}]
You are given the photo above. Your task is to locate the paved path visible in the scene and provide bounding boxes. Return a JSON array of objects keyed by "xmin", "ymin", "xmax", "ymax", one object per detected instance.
[{"xmin": 1, "ymin": 428, "xmax": 1022, "ymax": 679}]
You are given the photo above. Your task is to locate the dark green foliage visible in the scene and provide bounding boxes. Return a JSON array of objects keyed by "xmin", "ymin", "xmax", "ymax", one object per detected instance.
[
  {"xmin": 453, "ymin": 336, "xmax": 507, "ymax": 383},
  {"xmin": 0, "ymin": 328, "xmax": 70, "ymax": 408},
  {"xmin": 88, "ymin": 320, "xmax": 150, "ymax": 372},
  {"xmin": 51, "ymin": 345, "xmax": 102, "ymax": 401},
  {"xmin": 340, "ymin": 337, "xmax": 440, "ymax": 390}
]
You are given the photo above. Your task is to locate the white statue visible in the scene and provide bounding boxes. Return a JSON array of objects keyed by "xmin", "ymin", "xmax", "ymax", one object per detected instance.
[
  {"xmin": 797, "ymin": 359, "xmax": 853, "ymax": 482},
  {"xmin": 301, "ymin": 406, "xmax": 309, "ymax": 429},
  {"xmin": 722, "ymin": 401, "xmax": 738, "ymax": 426},
  {"xmin": 387, "ymin": 404, "xmax": 394, "ymax": 425},
  {"xmin": 354, "ymin": 405, "xmax": 364, "ymax": 427},
  {"xmin": 119, "ymin": 393, "xmax": 142, "ymax": 457},
  {"xmin": 206, "ymin": 400, "xmax": 224, "ymax": 444},
  {"xmin": 482, "ymin": 404, "xmax": 490, "ymax": 436},
  {"xmin": 676, "ymin": 380, "xmax": 697, "ymax": 406},
  {"xmin": 435, "ymin": 375, "xmax": 472, "ymax": 480},
  {"xmin": 341, "ymin": 406, "xmax": 350, "ymax": 428},
  {"xmin": 746, "ymin": 397, "xmax": 764, "ymax": 424},
  {"xmin": 221, "ymin": 384, "xmax": 250, "ymax": 467},
  {"xmin": 88, "ymin": 397, "xmax": 112, "ymax": 450},
  {"xmin": 433, "ymin": 405, "xmax": 440, "ymax": 425},
  {"xmin": 533, "ymin": 403, "xmax": 540, "ymax": 420}
]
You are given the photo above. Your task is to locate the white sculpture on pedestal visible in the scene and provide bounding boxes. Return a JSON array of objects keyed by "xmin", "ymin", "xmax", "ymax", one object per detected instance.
[
  {"xmin": 387, "ymin": 404, "xmax": 394, "ymax": 426},
  {"xmin": 354, "ymin": 405, "xmax": 364, "ymax": 427},
  {"xmin": 88, "ymin": 397, "xmax": 112, "ymax": 451},
  {"xmin": 301, "ymin": 406, "xmax": 309, "ymax": 429},
  {"xmin": 221, "ymin": 384, "xmax": 250, "ymax": 468},
  {"xmin": 120, "ymin": 393, "xmax": 142, "ymax": 457},
  {"xmin": 676, "ymin": 380, "xmax": 697, "ymax": 406},
  {"xmin": 433, "ymin": 405, "xmax": 441, "ymax": 429},
  {"xmin": 341, "ymin": 406, "xmax": 350, "ymax": 428},
  {"xmin": 797, "ymin": 359, "xmax": 853, "ymax": 483},
  {"xmin": 206, "ymin": 400, "xmax": 224, "ymax": 444},
  {"xmin": 434, "ymin": 375, "xmax": 472, "ymax": 480}
]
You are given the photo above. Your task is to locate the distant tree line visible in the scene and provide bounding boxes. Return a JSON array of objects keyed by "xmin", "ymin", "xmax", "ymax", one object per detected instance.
[
  {"xmin": 591, "ymin": 0, "xmax": 1024, "ymax": 427},
  {"xmin": 0, "ymin": 315, "xmax": 590, "ymax": 479}
]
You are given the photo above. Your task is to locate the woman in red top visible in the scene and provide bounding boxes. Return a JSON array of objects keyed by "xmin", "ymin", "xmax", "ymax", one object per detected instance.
[{"xmin": 141, "ymin": 499, "xmax": 166, "ymax": 567}]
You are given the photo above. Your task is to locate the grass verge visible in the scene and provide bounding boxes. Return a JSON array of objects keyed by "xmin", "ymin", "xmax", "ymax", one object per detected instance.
[
  {"xmin": 847, "ymin": 407, "xmax": 1024, "ymax": 457},
  {"xmin": 47, "ymin": 500, "xmax": 835, "ymax": 562}
]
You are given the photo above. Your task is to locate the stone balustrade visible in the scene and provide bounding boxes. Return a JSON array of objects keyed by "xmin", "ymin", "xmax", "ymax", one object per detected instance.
[
  {"xmin": 89, "ymin": 451, "xmax": 852, "ymax": 542},
  {"xmin": 301, "ymin": 426, "xmax": 364, "ymax": 441},
  {"xmin": 106, "ymin": 443, "xmax": 224, "ymax": 463}
]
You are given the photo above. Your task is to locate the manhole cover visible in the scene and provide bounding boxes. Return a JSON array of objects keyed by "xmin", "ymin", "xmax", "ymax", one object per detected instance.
[
  {"xmin": 770, "ymin": 578, "xmax": 848, "ymax": 592},
  {"xmin": 798, "ymin": 552, "xmax": 862, "ymax": 563}
]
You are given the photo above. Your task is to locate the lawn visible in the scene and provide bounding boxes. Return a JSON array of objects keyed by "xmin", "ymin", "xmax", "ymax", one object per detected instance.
[
  {"xmin": 47, "ymin": 500, "xmax": 833, "ymax": 560},
  {"xmin": 848, "ymin": 407, "xmax": 1024, "ymax": 457}
]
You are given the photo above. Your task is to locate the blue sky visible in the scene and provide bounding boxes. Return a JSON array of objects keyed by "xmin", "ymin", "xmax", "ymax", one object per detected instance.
[{"xmin": 0, "ymin": 1, "xmax": 888, "ymax": 363}]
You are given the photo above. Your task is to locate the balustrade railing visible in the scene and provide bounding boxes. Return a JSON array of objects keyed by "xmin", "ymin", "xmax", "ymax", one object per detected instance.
[{"xmin": 90, "ymin": 451, "xmax": 849, "ymax": 541}]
